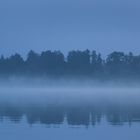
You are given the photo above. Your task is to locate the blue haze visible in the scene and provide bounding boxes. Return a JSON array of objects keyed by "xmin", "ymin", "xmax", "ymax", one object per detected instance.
[{"xmin": 0, "ymin": 0, "xmax": 140, "ymax": 57}]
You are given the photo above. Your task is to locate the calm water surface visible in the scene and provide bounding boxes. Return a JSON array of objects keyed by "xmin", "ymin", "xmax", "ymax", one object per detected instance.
[{"xmin": 0, "ymin": 87, "xmax": 140, "ymax": 140}]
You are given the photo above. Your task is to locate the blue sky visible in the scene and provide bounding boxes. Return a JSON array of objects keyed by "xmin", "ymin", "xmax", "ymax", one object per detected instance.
[{"xmin": 0, "ymin": 0, "xmax": 140, "ymax": 57}]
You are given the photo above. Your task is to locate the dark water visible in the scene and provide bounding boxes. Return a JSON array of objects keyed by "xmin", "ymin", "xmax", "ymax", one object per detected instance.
[{"xmin": 0, "ymin": 88, "xmax": 140, "ymax": 140}]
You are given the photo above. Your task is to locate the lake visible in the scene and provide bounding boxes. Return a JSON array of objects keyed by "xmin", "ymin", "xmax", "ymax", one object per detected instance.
[{"xmin": 0, "ymin": 86, "xmax": 140, "ymax": 140}]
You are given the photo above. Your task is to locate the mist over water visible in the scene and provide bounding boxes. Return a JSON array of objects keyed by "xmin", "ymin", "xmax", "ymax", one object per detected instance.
[
  {"xmin": 0, "ymin": 77, "xmax": 140, "ymax": 121},
  {"xmin": 0, "ymin": 77, "xmax": 140, "ymax": 103},
  {"xmin": 0, "ymin": 77, "xmax": 140, "ymax": 139}
]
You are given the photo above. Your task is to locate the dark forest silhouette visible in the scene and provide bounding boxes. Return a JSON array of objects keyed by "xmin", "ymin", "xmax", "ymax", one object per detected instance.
[{"xmin": 0, "ymin": 49, "xmax": 140, "ymax": 78}]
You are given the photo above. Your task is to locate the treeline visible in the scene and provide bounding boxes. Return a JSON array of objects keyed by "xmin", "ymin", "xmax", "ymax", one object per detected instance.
[{"xmin": 0, "ymin": 49, "xmax": 140, "ymax": 78}]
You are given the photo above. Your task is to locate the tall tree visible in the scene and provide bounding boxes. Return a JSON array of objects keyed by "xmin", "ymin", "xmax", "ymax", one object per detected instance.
[
  {"xmin": 106, "ymin": 52, "xmax": 126, "ymax": 75},
  {"xmin": 40, "ymin": 50, "xmax": 65, "ymax": 75},
  {"xmin": 67, "ymin": 50, "xmax": 90, "ymax": 75},
  {"xmin": 26, "ymin": 50, "xmax": 40, "ymax": 74}
]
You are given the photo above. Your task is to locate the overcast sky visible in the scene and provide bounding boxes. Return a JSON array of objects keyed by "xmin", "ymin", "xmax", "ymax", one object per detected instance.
[{"xmin": 0, "ymin": 0, "xmax": 140, "ymax": 57}]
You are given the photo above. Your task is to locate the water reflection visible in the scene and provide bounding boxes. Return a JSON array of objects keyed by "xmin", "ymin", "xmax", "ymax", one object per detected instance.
[{"xmin": 0, "ymin": 101, "xmax": 140, "ymax": 126}]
